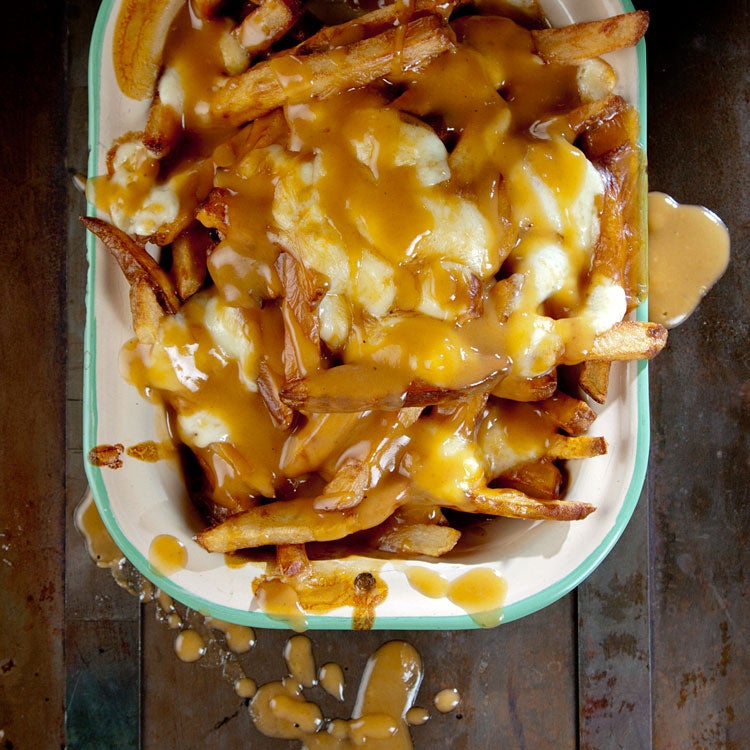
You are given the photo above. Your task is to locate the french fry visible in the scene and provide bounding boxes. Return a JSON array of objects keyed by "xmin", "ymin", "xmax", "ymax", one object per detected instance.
[
  {"xmin": 466, "ymin": 486, "xmax": 596, "ymax": 521},
  {"xmin": 143, "ymin": 96, "xmax": 182, "ymax": 159},
  {"xmin": 276, "ymin": 543, "xmax": 311, "ymax": 577},
  {"xmin": 531, "ymin": 11, "xmax": 649, "ymax": 64},
  {"xmin": 578, "ymin": 360, "xmax": 611, "ymax": 404},
  {"xmin": 371, "ymin": 522, "xmax": 461, "ymax": 557},
  {"xmin": 129, "ymin": 277, "xmax": 164, "ymax": 345},
  {"xmin": 281, "ymin": 363, "xmax": 504, "ymax": 413},
  {"xmin": 196, "ymin": 477, "xmax": 410, "ymax": 552},
  {"xmin": 294, "ymin": 0, "xmax": 457, "ymax": 54},
  {"xmin": 210, "ymin": 15, "xmax": 455, "ymax": 126},
  {"xmin": 170, "ymin": 222, "xmax": 211, "ymax": 301},
  {"xmin": 112, "ymin": 0, "xmax": 185, "ymax": 100},
  {"xmin": 313, "ymin": 407, "xmax": 422, "ymax": 511},
  {"xmin": 496, "ymin": 460, "xmax": 563, "ymax": 500},
  {"xmin": 81, "ymin": 216, "xmax": 180, "ymax": 313},
  {"xmin": 583, "ymin": 321, "xmax": 667, "ymax": 363},
  {"xmin": 538, "ymin": 391, "xmax": 597, "ymax": 435},
  {"xmin": 234, "ymin": 0, "xmax": 303, "ymax": 56}
]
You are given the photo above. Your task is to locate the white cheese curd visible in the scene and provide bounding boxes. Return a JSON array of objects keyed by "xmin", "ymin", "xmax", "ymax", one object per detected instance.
[
  {"xmin": 157, "ymin": 66, "xmax": 185, "ymax": 113},
  {"xmin": 112, "ymin": 184, "xmax": 180, "ymax": 237},
  {"xmin": 581, "ymin": 278, "xmax": 627, "ymax": 334},
  {"xmin": 177, "ymin": 410, "xmax": 232, "ymax": 449},
  {"xmin": 202, "ymin": 295, "xmax": 260, "ymax": 392}
]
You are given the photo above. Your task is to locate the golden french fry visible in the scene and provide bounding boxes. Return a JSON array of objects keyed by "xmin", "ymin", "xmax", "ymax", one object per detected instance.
[
  {"xmin": 234, "ymin": 0, "xmax": 303, "ymax": 56},
  {"xmin": 129, "ymin": 277, "xmax": 164, "ymax": 345},
  {"xmin": 497, "ymin": 460, "xmax": 563, "ymax": 501},
  {"xmin": 257, "ymin": 358, "xmax": 296, "ymax": 430},
  {"xmin": 195, "ymin": 187, "xmax": 231, "ymax": 236},
  {"xmin": 295, "ymin": 0, "xmax": 457, "ymax": 54},
  {"xmin": 170, "ymin": 222, "xmax": 211, "ymax": 301},
  {"xmin": 578, "ymin": 360, "xmax": 611, "ymax": 404},
  {"xmin": 281, "ymin": 362, "xmax": 504, "ymax": 413},
  {"xmin": 531, "ymin": 11, "xmax": 649, "ymax": 64},
  {"xmin": 538, "ymin": 391, "xmax": 597, "ymax": 435},
  {"xmin": 372, "ymin": 522, "xmax": 461, "ymax": 557},
  {"xmin": 279, "ymin": 412, "xmax": 364, "ymax": 477},
  {"xmin": 112, "ymin": 0, "xmax": 185, "ymax": 100},
  {"xmin": 276, "ymin": 543, "xmax": 311, "ymax": 577},
  {"xmin": 492, "ymin": 371, "xmax": 557, "ymax": 402},
  {"xmin": 196, "ymin": 476, "xmax": 409, "ymax": 552},
  {"xmin": 313, "ymin": 407, "xmax": 422, "ymax": 511},
  {"xmin": 546, "ymin": 434, "xmax": 607, "ymax": 460},
  {"xmin": 210, "ymin": 15, "xmax": 455, "ymax": 126},
  {"xmin": 466, "ymin": 486, "xmax": 596, "ymax": 521},
  {"xmin": 582, "ymin": 321, "xmax": 667, "ymax": 363},
  {"xmin": 81, "ymin": 216, "xmax": 180, "ymax": 313},
  {"xmin": 143, "ymin": 97, "xmax": 182, "ymax": 158}
]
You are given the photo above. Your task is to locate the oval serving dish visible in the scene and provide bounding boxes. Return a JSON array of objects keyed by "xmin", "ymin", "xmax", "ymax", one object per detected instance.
[{"xmin": 84, "ymin": 0, "xmax": 649, "ymax": 630}]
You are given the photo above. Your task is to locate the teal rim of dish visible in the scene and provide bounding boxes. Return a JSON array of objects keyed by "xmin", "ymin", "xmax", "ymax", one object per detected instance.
[{"xmin": 83, "ymin": 0, "xmax": 650, "ymax": 630}]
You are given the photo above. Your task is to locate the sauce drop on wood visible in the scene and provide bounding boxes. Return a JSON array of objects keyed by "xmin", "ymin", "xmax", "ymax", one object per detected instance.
[
  {"xmin": 647, "ymin": 192, "xmax": 730, "ymax": 328},
  {"xmin": 433, "ymin": 687, "xmax": 461, "ymax": 713},
  {"xmin": 318, "ymin": 662, "xmax": 346, "ymax": 701},
  {"xmin": 174, "ymin": 628, "xmax": 207, "ymax": 662},
  {"xmin": 284, "ymin": 634, "xmax": 318, "ymax": 688}
]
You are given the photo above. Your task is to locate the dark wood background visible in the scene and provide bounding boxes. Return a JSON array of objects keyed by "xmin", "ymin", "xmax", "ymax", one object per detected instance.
[{"xmin": 0, "ymin": 1, "xmax": 747, "ymax": 747}]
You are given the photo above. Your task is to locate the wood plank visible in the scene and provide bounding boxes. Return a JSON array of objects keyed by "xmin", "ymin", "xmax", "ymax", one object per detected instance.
[
  {"xmin": 577, "ymin": 490, "xmax": 652, "ymax": 748},
  {"xmin": 0, "ymin": 3, "xmax": 68, "ymax": 748},
  {"xmin": 636, "ymin": 1, "xmax": 750, "ymax": 747}
]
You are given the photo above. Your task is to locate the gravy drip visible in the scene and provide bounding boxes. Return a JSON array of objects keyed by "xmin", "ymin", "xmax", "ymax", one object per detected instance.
[
  {"xmin": 647, "ymin": 192, "xmax": 730, "ymax": 328},
  {"xmin": 75, "ymin": 493, "xmax": 463, "ymax": 748}
]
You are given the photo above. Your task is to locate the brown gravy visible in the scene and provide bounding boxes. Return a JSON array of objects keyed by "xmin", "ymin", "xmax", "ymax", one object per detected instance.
[{"xmin": 647, "ymin": 192, "xmax": 730, "ymax": 328}]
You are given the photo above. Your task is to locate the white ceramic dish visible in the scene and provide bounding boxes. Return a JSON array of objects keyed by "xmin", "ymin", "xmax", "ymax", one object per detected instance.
[{"xmin": 84, "ymin": 0, "xmax": 648, "ymax": 629}]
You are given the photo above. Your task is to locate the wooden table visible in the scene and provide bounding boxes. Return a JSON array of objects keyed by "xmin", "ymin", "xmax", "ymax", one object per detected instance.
[{"xmin": 1, "ymin": 2, "xmax": 747, "ymax": 747}]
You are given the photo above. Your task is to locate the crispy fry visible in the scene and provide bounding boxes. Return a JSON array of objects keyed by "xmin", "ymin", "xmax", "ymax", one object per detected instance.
[
  {"xmin": 313, "ymin": 407, "xmax": 422, "ymax": 511},
  {"xmin": 280, "ymin": 412, "xmax": 364, "ymax": 477},
  {"xmin": 129, "ymin": 277, "xmax": 164, "ymax": 345},
  {"xmin": 170, "ymin": 222, "xmax": 211, "ymax": 301},
  {"xmin": 276, "ymin": 543, "xmax": 311, "ymax": 577},
  {"xmin": 372, "ymin": 522, "xmax": 461, "ymax": 557},
  {"xmin": 466, "ymin": 486, "xmax": 596, "ymax": 521},
  {"xmin": 578, "ymin": 360, "xmax": 611, "ymax": 404},
  {"xmin": 582, "ymin": 321, "xmax": 667, "ymax": 363},
  {"xmin": 143, "ymin": 97, "xmax": 182, "ymax": 158},
  {"xmin": 496, "ymin": 460, "xmax": 562, "ymax": 500},
  {"xmin": 531, "ymin": 11, "xmax": 649, "ymax": 64},
  {"xmin": 492, "ymin": 371, "xmax": 557, "ymax": 402},
  {"xmin": 538, "ymin": 391, "xmax": 597, "ymax": 435},
  {"xmin": 112, "ymin": 0, "xmax": 185, "ymax": 100},
  {"xmin": 234, "ymin": 0, "xmax": 303, "ymax": 56},
  {"xmin": 210, "ymin": 15, "xmax": 455, "ymax": 126},
  {"xmin": 295, "ymin": 0, "xmax": 457, "ymax": 54},
  {"xmin": 258, "ymin": 357, "xmax": 296, "ymax": 430},
  {"xmin": 196, "ymin": 477, "xmax": 410, "ymax": 552},
  {"xmin": 81, "ymin": 216, "xmax": 180, "ymax": 313},
  {"xmin": 281, "ymin": 363, "xmax": 504, "ymax": 413}
]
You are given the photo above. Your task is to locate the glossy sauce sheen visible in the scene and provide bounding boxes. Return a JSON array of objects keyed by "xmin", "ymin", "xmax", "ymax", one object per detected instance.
[
  {"xmin": 102, "ymin": 9, "xmax": 625, "ymax": 504},
  {"xmin": 647, "ymin": 192, "xmax": 730, "ymax": 328},
  {"xmin": 92, "ymin": 3, "xmax": 646, "ymax": 625},
  {"xmin": 76, "ymin": 494, "xmax": 463, "ymax": 748}
]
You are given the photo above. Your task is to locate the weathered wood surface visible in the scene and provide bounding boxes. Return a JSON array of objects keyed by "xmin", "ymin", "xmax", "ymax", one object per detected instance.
[{"xmin": 0, "ymin": 1, "xmax": 746, "ymax": 748}]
